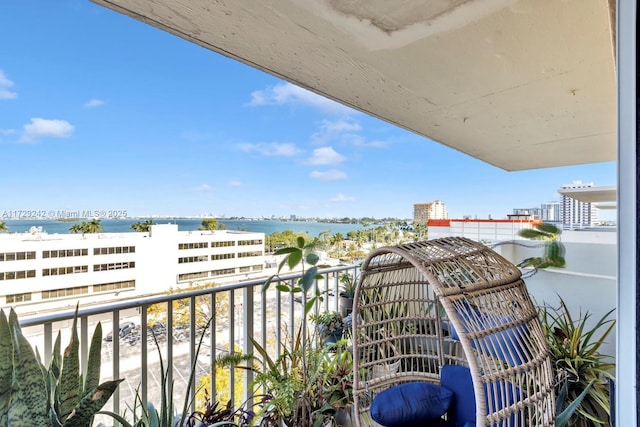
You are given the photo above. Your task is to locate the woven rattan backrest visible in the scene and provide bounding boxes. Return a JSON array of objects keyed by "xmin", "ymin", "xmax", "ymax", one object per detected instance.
[{"xmin": 352, "ymin": 237, "xmax": 555, "ymax": 427}]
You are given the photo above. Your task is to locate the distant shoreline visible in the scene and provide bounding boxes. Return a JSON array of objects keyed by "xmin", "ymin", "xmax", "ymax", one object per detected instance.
[{"xmin": 2, "ymin": 218, "xmax": 373, "ymax": 237}]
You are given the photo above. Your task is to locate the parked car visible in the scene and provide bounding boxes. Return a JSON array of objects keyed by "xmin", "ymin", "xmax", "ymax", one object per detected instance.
[{"xmin": 104, "ymin": 322, "xmax": 136, "ymax": 341}]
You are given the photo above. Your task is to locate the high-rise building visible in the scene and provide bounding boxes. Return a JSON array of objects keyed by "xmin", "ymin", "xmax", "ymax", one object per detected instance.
[
  {"xmin": 511, "ymin": 207, "xmax": 542, "ymax": 219},
  {"xmin": 413, "ymin": 200, "xmax": 448, "ymax": 224},
  {"xmin": 541, "ymin": 201, "xmax": 561, "ymax": 222},
  {"xmin": 559, "ymin": 181, "xmax": 599, "ymax": 228}
]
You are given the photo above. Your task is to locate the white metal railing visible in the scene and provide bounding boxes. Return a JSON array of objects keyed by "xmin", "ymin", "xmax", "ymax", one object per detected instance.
[{"xmin": 17, "ymin": 263, "xmax": 360, "ymax": 425}]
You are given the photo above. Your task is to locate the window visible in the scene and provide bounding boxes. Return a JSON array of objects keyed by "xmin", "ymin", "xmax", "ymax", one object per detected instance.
[
  {"xmin": 93, "ymin": 280, "xmax": 135, "ymax": 293},
  {"xmin": 0, "ymin": 270, "xmax": 35, "ymax": 281},
  {"xmin": 211, "ymin": 268, "xmax": 235, "ymax": 277},
  {"xmin": 238, "ymin": 239, "xmax": 263, "ymax": 246},
  {"xmin": 94, "ymin": 246, "xmax": 136, "ymax": 255},
  {"xmin": 42, "ymin": 265, "xmax": 88, "ymax": 276},
  {"xmin": 178, "ymin": 255, "xmax": 208, "ymax": 264},
  {"xmin": 42, "ymin": 249, "xmax": 87, "ymax": 258},
  {"xmin": 238, "ymin": 251, "xmax": 262, "ymax": 258},
  {"xmin": 211, "ymin": 253, "xmax": 235, "ymax": 260},
  {"xmin": 6, "ymin": 293, "xmax": 31, "ymax": 303},
  {"xmin": 93, "ymin": 261, "xmax": 135, "ymax": 272},
  {"xmin": 212, "ymin": 241, "xmax": 235, "ymax": 248},
  {"xmin": 179, "ymin": 242, "xmax": 208, "ymax": 250},
  {"xmin": 178, "ymin": 271, "xmax": 209, "ymax": 281},
  {"xmin": 42, "ymin": 286, "xmax": 89, "ymax": 300}
]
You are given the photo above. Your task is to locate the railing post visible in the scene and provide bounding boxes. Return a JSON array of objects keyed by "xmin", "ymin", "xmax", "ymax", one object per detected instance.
[
  {"xmin": 141, "ymin": 305, "xmax": 148, "ymax": 407},
  {"xmin": 243, "ymin": 286, "xmax": 255, "ymax": 406}
]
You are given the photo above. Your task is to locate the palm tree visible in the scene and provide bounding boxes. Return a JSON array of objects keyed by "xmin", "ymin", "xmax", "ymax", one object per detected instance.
[
  {"xmin": 199, "ymin": 218, "xmax": 227, "ymax": 231},
  {"xmin": 330, "ymin": 232, "xmax": 344, "ymax": 250},
  {"xmin": 517, "ymin": 223, "xmax": 565, "ymax": 270},
  {"xmin": 84, "ymin": 219, "xmax": 104, "ymax": 233},
  {"xmin": 0, "ymin": 221, "xmax": 8, "ymax": 233},
  {"xmin": 69, "ymin": 219, "xmax": 104, "ymax": 234},
  {"xmin": 69, "ymin": 223, "xmax": 84, "ymax": 234},
  {"xmin": 131, "ymin": 219, "xmax": 154, "ymax": 232}
]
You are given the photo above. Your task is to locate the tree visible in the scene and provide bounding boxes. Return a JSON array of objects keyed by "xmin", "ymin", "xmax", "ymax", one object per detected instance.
[
  {"xmin": 69, "ymin": 219, "xmax": 104, "ymax": 234},
  {"xmin": 330, "ymin": 233, "xmax": 344, "ymax": 249},
  {"xmin": 130, "ymin": 219, "xmax": 154, "ymax": 232},
  {"xmin": 199, "ymin": 218, "xmax": 227, "ymax": 231},
  {"xmin": 517, "ymin": 223, "xmax": 565, "ymax": 270},
  {"xmin": 0, "ymin": 221, "xmax": 8, "ymax": 233}
]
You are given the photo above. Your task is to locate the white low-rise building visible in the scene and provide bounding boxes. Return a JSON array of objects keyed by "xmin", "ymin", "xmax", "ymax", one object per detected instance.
[{"xmin": 0, "ymin": 224, "xmax": 265, "ymax": 315}]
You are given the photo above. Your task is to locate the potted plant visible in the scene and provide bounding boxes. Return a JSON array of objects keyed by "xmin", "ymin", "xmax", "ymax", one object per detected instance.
[
  {"xmin": 0, "ymin": 307, "xmax": 122, "ymax": 426},
  {"xmin": 338, "ymin": 273, "xmax": 357, "ymax": 318},
  {"xmin": 219, "ymin": 236, "xmax": 349, "ymax": 427},
  {"xmin": 539, "ymin": 297, "xmax": 615, "ymax": 427},
  {"xmin": 311, "ymin": 311, "xmax": 344, "ymax": 345},
  {"xmin": 322, "ymin": 340, "xmax": 354, "ymax": 427}
]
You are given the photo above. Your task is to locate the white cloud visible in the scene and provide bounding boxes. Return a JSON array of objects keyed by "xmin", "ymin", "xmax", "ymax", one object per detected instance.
[
  {"xmin": 307, "ymin": 146, "xmax": 346, "ymax": 165},
  {"xmin": 238, "ymin": 142, "xmax": 299, "ymax": 157},
  {"xmin": 310, "ymin": 169, "xmax": 347, "ymax": 181},
  {"xmin": 228, "ymin": 180, "xmax": 242, "ymax": 187},
  {"xmin": 83, "ymin": 98, "xmax": 105, "ymax": 108},
  {"xmin": 0, "ymin": 128, "xmax": 15, "ymax": 135},
  {"xmin": 311, "ymin": 119, "xmax": 362, "ymax": 145},
  {"xmin": 20, "ymin": 118, "xmax": 74, "ymax": 142},
  {"xmin": 0, "ymin": 70, "xmax": 17, "ymax": 100},
  {"xmin": 247, "ymin": 82, "xmax": 353, "ymax": 114},
  {"xmin": 343, "ymin": 133, "xmax": 389, "ymax": 148},
  {"xmin": 331, "ymin": 193, "xmax": 355, "ymax": 202}
]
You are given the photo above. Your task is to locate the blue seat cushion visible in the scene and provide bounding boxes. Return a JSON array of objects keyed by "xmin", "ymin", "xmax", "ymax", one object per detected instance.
[
  {"xmin": 370, "ymin": 382, "xmax": 454, "ymax": 427},
  {"xmin": 440, "ymin": 365, "xmax": 521, "ymax": 427},
  {"xmin": 449, "ymin": 304, "xmax": 529, "ymax": 366}
]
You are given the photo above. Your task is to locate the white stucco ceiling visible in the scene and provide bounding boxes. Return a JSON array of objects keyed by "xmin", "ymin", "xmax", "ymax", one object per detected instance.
[{"xmin": 91, "ymin": 0, "xmax": 617, "ymax": 171}]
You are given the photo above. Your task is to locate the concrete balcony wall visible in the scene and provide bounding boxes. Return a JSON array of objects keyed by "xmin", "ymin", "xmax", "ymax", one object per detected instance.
[{"xmin": 494, "ymin": 231, "xmax": 617, "ymax": 358}]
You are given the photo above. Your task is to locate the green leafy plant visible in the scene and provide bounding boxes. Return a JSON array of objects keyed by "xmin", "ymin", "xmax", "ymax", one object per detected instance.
[
  {"xmin": 310, "ymin": 311, "xmax": 344, "ymax": 336},
  {"xmin": 539, "ymin": 297, "xmax": 615, "ymax": 427},
  {"xmin": 219, "ymin": 236, "xmax": 344, "ymax": 427},
  {"xmin": 321, "ymin": 340, "xmax": 354, "ymax": 412},
  {"xmin": 102, "ymin": 317, "xmax": 214, "ymax": 427},
  {"xmin": 216, "ymin": 329, "xmax": 333, "ymax": 427},
  {"xmin": 0, "ymin": 307, "xmax": 122, "ymax": 427},
  {"xmin": 517, "ymin": 222, "xmax": 566, "ymax": 271},
  {"xmin": 339, "ymin": 274, "xmax": 357, "ymax": 299}
]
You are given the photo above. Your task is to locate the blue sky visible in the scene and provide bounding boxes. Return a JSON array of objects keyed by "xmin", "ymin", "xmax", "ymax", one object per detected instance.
[{"xmin": 0, "ymin": 2, "xmax": 616, "ymax": 220}]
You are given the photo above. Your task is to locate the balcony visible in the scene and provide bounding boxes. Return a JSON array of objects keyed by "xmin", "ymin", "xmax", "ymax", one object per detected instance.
[
  {"xmin": 17, "ymin": 263, "xmax": 360, "ymax": 426},
  {"xmin": 12, "ymin": 232, "xmax": 616, "ymax": 426}
]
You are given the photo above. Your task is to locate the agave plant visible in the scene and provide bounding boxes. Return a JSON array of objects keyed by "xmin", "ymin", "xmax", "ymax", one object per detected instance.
[{"xmin": 0, "ymin": 307, "xmax": 122, "ymax": 427}]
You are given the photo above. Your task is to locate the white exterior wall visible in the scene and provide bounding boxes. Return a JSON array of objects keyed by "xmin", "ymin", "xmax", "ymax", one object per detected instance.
[
  {"xmin": 428, "ymin": 220, "xmax": 535, "ymax": 243},
  {"xmin": 0, "ymin": 224, "xmax": 265, "ymax": 315}
]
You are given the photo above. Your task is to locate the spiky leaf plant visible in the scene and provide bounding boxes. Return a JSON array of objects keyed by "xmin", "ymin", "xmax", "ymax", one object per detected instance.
[
  {"xmin": 540, "ymin": 298, "xmax": 615, "ymax": 427},
  {"xmin": 0, "ymin": 307, "xmax": 123, "ymax": 427}
]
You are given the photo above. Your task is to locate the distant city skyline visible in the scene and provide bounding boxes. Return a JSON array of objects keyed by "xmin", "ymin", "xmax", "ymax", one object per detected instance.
[{"xmin": 0, "ymin": 2, "xmax": 616, "ymax": 221}]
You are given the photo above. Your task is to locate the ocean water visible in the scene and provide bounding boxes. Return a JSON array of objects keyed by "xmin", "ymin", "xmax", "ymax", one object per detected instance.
[{"xmin": 2, "ymin": 218, "xmax": 366, "ymax": 237}]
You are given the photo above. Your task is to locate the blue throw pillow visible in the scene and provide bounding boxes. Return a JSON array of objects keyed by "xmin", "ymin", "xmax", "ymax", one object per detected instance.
[
  {"xmin": 370, "ymin": 382, "xmax": 453, "ymax": 427},
  {"xmin": 440, "ymin": 365, "xmax": 476, "ymax": 427}
]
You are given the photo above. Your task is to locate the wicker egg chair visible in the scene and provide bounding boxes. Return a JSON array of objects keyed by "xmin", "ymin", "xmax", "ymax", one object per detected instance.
[{"xmin": 352, "ymin": 237, "xmax": 555, "ymax": 427}]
